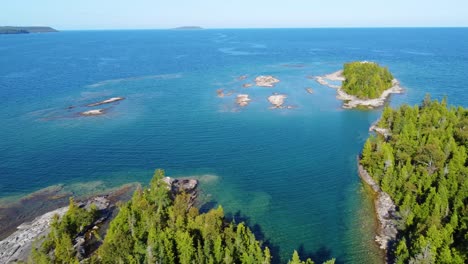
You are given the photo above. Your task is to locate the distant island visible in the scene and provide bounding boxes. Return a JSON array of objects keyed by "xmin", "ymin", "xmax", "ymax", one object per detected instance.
[
  {"xmin": 0, "ymin": 26, "xmax": 58, "ymax": 34},
  {"xmin": 172, "ymin": 26, "xmax": 203, "ymax": 30},
  {"xmin": 314, "ymin": 61, "xmax": 403, "ymax": 109}
]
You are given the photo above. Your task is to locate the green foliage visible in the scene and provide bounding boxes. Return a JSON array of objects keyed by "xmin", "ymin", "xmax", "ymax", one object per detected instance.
[
  {"xmin": 30, "ymin": 170, "xmax": 335, "ymax": 263},
  {"xmin": 361, "ymin": 96, "xmax": 468, "ymax": 262},
  {"xmin": 288, "ymin": 250, "xmax": 314, "ymax": 264},
  {"xmin": 342, "ymin": 61, "xmax": 394, "ymax": 99},
  {"xmin": 31, "ymin": 197, "xmax": 99, "ymax": 263},
  {"xmin": 96, "ymin": 169, "xmax": 274, "ymax": 263}
]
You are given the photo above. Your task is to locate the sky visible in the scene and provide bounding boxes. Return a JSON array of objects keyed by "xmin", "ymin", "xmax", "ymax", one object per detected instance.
[{"xmin": 1, "ymin": 0, "xmax": 468, "ymax": 30}]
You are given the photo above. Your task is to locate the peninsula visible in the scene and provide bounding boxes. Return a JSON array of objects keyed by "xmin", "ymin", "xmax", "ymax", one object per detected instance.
[
  {"xmin": 315, "ymin": 62, "xmax": 403, "ymax": 109},
  {"xmin": 0, "ymin": 26, "xmax": 58, "ymax": 34},
  {"xmin": 360, "ymin": 96, "xmax": 468, "ymax": 263}
]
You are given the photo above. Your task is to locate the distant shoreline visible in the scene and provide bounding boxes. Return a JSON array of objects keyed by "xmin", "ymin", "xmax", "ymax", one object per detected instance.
[{"xmin": 0, "ymin": 26, "xmax": 58, "ymax": 34}]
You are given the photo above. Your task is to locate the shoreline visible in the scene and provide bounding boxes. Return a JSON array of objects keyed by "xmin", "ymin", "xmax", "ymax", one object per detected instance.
[
  {"xmin": 0, "ymin": 177, "xmax": 198, "ymax": 263},
  {"xmin": 315, "ymin": 70, "xmax": 403, "ymax": 109},
  {"xmin": 357, "ymin": 160, "xmax": 398, "ymax": 263},
  {"xmin": 0, "ymin": 184, "xmax": 137, "ymax": 263}
]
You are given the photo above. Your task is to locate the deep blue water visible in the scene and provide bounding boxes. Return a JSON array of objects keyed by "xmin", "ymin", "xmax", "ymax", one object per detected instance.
[{"xmin": 1, "ymin": 28, "xmax": 467, "ymax": 263}]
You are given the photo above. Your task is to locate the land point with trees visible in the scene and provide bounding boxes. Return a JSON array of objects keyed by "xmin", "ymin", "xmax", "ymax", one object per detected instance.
[
  {"xmin": 360, "ymin": 95, "xmax": 468, "ymax": 263},
  {"xmin": 31, "ymin": 170, "xmax": 335, "ymax": 264}
]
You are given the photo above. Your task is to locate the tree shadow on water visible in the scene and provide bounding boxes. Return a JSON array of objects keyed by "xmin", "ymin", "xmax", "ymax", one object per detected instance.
[
  {"xmin": 297, "ymin": 244, "xmax": 344, "ymax": 264},
  {"xmin": 225, "ymin": 210, "xmax": 282, "ymax": 264},
  {"xmin": 198, "ymin": 200, "xmax": 218, "ymax": 213},
  {"xmin": 199, "ymin": 199, "xmax": 345, "ymax": 264}
]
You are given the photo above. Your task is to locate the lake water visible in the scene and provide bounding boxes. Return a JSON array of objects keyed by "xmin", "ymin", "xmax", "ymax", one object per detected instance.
[{"xmin": 1, "ymin": 28, "xmax": 467, "ymax": 263}]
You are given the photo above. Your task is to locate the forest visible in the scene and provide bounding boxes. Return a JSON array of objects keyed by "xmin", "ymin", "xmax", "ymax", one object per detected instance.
[
  {"xmin": 30, "ymin": 170, "xmax": 335, "ymax": 264},
  {"xmin": 360, "ymin": 95, "xmax": 468, "ymax": 263},
  {"xmin": 342, "ymin": 61, "xmax": 394, "ymax": 99}
]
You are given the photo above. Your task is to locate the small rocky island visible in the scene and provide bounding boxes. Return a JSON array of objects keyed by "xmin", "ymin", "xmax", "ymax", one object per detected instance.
[
  {"xmin": 255, "ymin": 75, "xmax": 280, "ymax": 87},
  {"xmin": 0, "ymin": 26, "xmax": 58, "ymax": 34},
  {"xmin": 236, "ymin": 94, "xmax": 251, "ymax": 107},
  {"xmin": 267, "ymin": 93, "xmax": 287, "ymax": 108},
  {"xmin": 80, "ymin": 109, "xmax": 105, "ymax": 116},
  {"xmin": 315, "ymin": 62, "xmax": 403, "ymax": 109}
]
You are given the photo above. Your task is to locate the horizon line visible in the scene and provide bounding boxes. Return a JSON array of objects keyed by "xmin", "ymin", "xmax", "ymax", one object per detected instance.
[{"xmin": 54, "ymin": 25, "xmax": 468, "ymax": 31}]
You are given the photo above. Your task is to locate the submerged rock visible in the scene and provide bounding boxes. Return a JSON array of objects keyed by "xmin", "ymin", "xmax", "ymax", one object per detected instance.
[
  {"xmin": 216, "ymin": 89, "xmax": 233, "ymax": 98},
  {"xmin": 86, "ymin": 97, "xmax": 125, "ymax": 107},
  {"xmin": 242, "ymin": 83, "xmax": 253, "ymax": 88}
]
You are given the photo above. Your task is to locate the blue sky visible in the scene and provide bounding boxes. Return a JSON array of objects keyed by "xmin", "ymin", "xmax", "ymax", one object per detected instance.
[{"xmin": 2, "ymin": 0, "xmax": 468, "ymax": 29}]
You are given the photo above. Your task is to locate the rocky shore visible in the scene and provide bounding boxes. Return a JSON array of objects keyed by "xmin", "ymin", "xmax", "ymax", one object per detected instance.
[
  {"xmin": 0, "ymin": 197, "xmax": 111, "ymax": 263},
  {"xmin": 357, "ymin": 163, "xmax": 398, "ymax": 260},
  {"xmin": 315, "ymin": 70, "xmax": 403, "ymax": 109},
  {"xmin": 162, "ymin": 177, "xmax": 199, "ymax": 207},
  {"xmin": 0, "ymin": 177, "xmax": 198, "ymax": 263},
  {"xmin": 369, "ymin": 122, "xmax": 391, "ymax": 139}
]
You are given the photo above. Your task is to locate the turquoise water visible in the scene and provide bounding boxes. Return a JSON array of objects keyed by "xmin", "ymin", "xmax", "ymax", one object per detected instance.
[{"xmin": 1, "ymin": 28, "xmax": 468, "ymax": 263}]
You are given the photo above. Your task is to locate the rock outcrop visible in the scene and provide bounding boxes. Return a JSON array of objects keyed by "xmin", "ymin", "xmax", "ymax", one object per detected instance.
[
  {"xmin": 267, "ymin": 93, "xmax": 287, "ymax": 108},
  {"xmin": 236, "ymin": 94, "xmax": 251, "ymax": 107},
  {"xmin": 162, "ymin": 177, "xmax": 199, "ymax": 208},
  {"xmin": 0, "ymin": 207, "xmax": 68, "ymax": 263}
]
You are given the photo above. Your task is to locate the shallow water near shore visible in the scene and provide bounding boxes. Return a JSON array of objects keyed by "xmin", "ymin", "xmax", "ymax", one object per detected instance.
[{"xmin": 1, "ymin": 28, "xmax": 468, "ymax": 263}]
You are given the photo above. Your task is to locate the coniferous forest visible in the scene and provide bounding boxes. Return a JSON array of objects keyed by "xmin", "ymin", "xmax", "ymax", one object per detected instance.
[
  {"xmin": 342, "ymin": 62, "xmax": 394, "ymax": 99},
  {"xmin": 360, "ymin": 95, "xmax": 468, "ymax": 263},
  {"xmin": 31, "ymin": 170, "xmax": 335, "ymax": 264}
]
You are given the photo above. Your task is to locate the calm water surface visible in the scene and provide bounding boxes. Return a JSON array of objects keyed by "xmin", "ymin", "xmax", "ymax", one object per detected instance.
[{"xmin": 1, "ymin": 28, "xmax": 467, "ymax": 263}]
